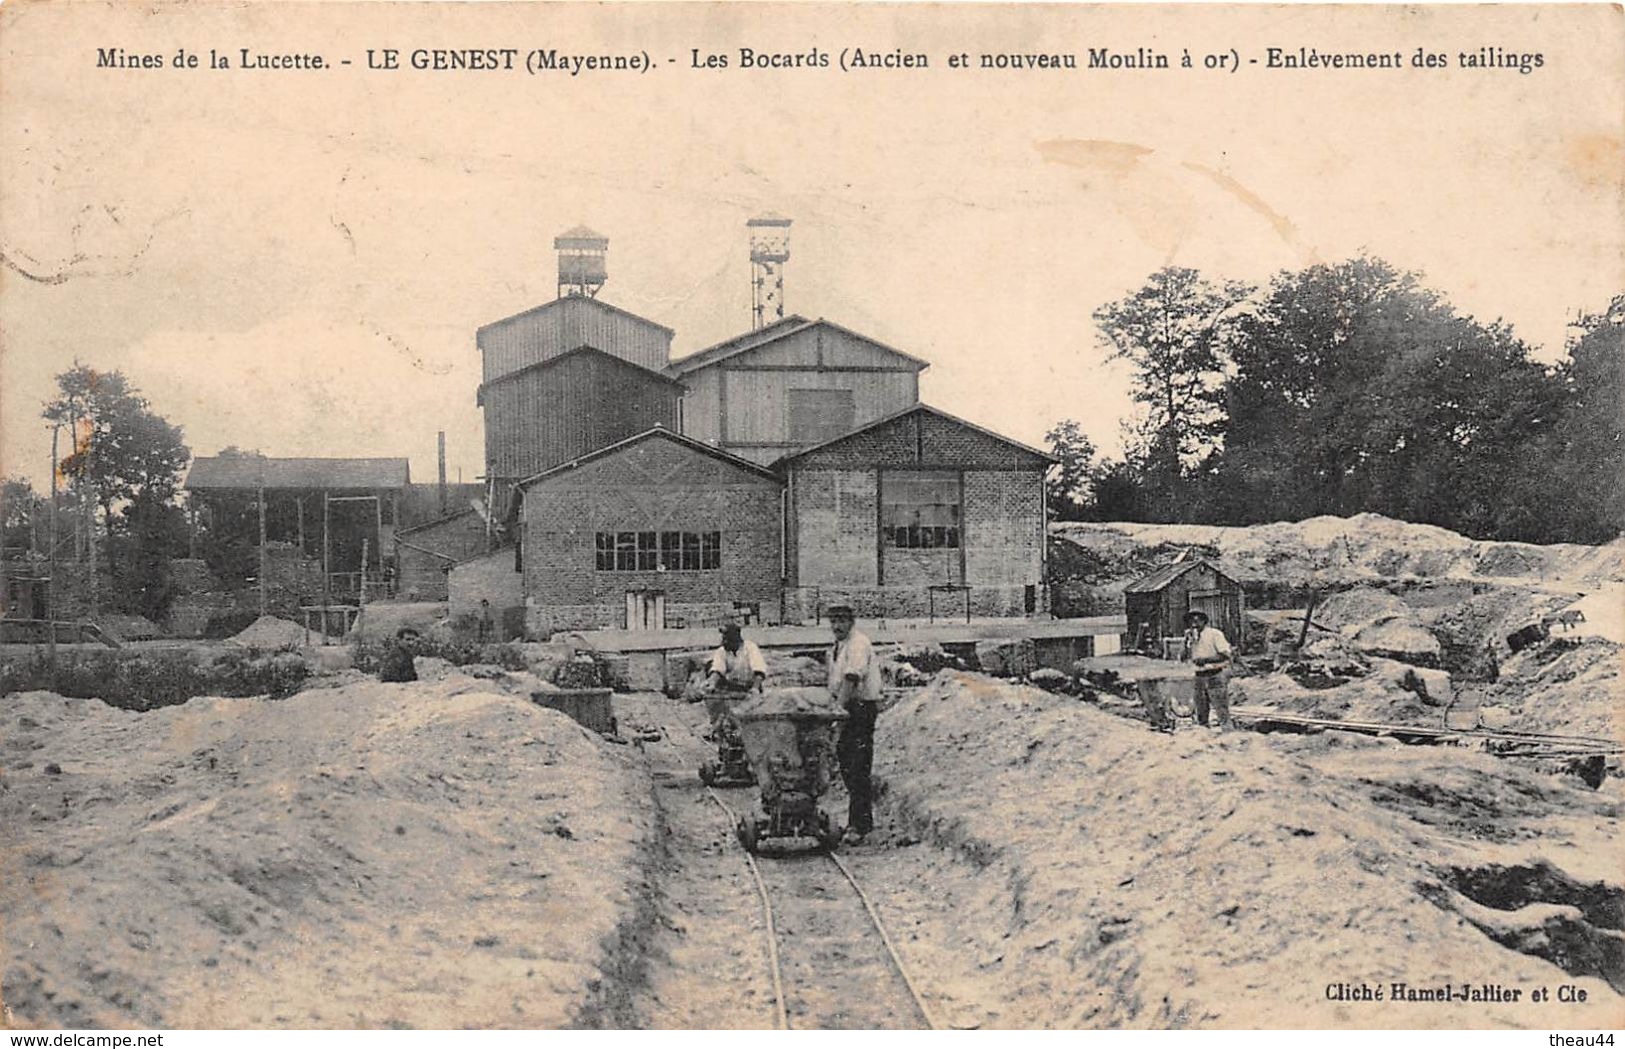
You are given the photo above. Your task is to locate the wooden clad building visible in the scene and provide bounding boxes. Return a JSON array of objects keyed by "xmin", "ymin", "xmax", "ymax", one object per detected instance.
[
  {"xmin": 477, "ymin": 294, "xmax": 673, "ymax": 383},
  {"xmin": 668, "ymin": 316, "xmax": 928, "ymax": 466},
  {"xmin": 1123, "ymin": 559, "xmax": 1244, "ymax": 653},
  {"xmin": 478, "ymin": 345, "xmax": 684, "ymax": 487},
  {"xmin": 778, "ymin": 404, "xmax": 1055, "ymax": 619}
]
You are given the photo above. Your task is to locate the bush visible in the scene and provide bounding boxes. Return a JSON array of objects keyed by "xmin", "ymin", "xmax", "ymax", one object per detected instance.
[
  {"xmin": 351, "ymin": 637, "xmax": 529, "ymax": 675},
  {"xmin": 0, "ymin": 647, "xmax": 310, "ymax": 710}
]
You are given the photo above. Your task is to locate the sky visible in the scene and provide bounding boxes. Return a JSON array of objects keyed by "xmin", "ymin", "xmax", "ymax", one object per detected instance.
[{"xmin": 2, "ymin": 2, "xmax": 1621, "ymax": 492}]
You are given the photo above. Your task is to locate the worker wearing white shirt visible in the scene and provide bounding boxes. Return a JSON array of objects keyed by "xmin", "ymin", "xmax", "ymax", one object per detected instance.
[
  {"xmin": 707, "ymin": 622, "xmax": 767, "ymax": 693},
  {"xmin": 1182, "ymin": 610, "xmax": 1234, "ymax": 730},
  {"xmin": 828, "ymin": 604, "xmax": 881, "ymax": 843}
]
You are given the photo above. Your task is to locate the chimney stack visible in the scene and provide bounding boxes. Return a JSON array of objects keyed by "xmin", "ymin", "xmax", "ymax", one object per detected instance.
[{"xmin": 437, "ymin": 431, "xmax": 447, "ymax": 515}]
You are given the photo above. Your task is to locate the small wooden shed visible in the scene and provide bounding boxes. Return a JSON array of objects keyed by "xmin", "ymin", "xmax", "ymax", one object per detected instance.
[{"xmin": 1123, "ymin": 559, "xmax": 1244, "ymax": 655}]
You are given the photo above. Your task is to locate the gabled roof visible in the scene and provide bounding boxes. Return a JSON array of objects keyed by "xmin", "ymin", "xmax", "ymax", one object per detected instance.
[
  {"xmin": 477, "ymin": 294, "xmax": 674, "ymax": 337},
  {"xmin": 665, "ymin": 316, "xmax": 930, "ymax": 376},
  {"xmin": 186, "ymin": 457, "xmax": 410, "ymax": 491},
  {"xmin": 515, "ymin": 426, "xmax": 781, "ymax": 488},
  {"xmin": 1123, "ymin": 558, "xmax": 1234, "ymax": 594},
  {"xmin": 476, "ymin": 344, "xmax": 685, "ymax": 405},
  {"xmin": 665, "ymin": 315, "xmax": 810, "ymax": 375},
  {"xmin": 773, "ymin": 403, "xmax": 1059, "ymax": 468}
]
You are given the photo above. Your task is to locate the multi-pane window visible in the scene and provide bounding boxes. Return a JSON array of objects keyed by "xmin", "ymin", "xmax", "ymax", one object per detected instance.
[
  {"xmin": 595, "ymin": 531, "xmax": 721, "ymax": 571},
  {"xmin": 882, "ymin": 471, "xmax": 961, "ymax": 549},
  {"xmin": 788, "ymin": 388, "xmax": 856, "ymax": 445}
]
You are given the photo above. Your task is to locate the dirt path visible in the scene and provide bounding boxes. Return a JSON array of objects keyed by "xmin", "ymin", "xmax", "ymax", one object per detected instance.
[{"xmin": 617, "ymin": 692, "xmax": 989, "ymax": 1030}]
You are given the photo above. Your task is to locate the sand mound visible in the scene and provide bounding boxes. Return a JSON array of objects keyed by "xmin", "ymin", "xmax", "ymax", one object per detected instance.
[
  {"xmin": 1052, "ymin": 513, "xmax": 1625, "ymax": 588},
  {"xmin": 0, "ymin": 681, "xmax": 653, "ymax": 1029},
  {"xmin": 874, "ymin": 672, "xmax": 1620, "ymax": 1028},
  {"xmin": 1478, "ymin": 637, "xmax": 1624, "ymax": 741},
  {"xmin": 1231, "ymin": 666, "xmax": 1439, "ymax": 726},
  {"xmin": 227, "ymin": 615, "xmax": 308, "ymax": 650},
  {"xmin": 1315, "ymin": 588, "xmax": 1442, "ymax": 665}
]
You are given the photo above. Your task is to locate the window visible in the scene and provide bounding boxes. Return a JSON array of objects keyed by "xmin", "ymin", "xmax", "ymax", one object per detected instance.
[
  {"xmin": 788, "ymin": 388, "xmax": 856, "ymax": 445},
  {"xmin": 882, "ymin": 471, "xmax": 961, "ymax": 549},
  {"xmin": 596, "ymin": 531, "xmax": 722, "ymax": 571}
]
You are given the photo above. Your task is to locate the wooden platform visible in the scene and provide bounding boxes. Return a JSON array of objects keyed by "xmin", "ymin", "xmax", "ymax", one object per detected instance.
[{"xmin": 565, "ymin": 615, "xmax": 1128, "ymax": 655}]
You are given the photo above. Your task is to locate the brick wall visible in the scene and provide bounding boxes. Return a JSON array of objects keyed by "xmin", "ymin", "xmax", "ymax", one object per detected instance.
[
  {"xmin": 964, "ymin": 471, "xmax": 1043, "ymax": 586},
  {"xmin": 448, "ymin": 548, "xmax": 523, "ymax": 619},
  {"xmin": 791, "ymin": 407, "xmax": 1051, "ymax": 472},
  {"xmin": 791, "ymin": 469, "xmax": 877, "ymax": 585},
  {"xmin": 521, "ymin": 435, "xmax": 783, "ymax": 634},
  {"xmin": 790, "ymin": 464, "xmax": 1045, "ymax": 619},
  {"xmin": 397, "ymin": 512, "xmax": 488, "ymax": 601}
]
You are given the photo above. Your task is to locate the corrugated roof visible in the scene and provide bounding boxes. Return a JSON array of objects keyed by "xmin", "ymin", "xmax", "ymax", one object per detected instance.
[
  {"xmin": 773, "ymin": 402, "xmax": 1059, "ymax": 467},
  {"xmin": 515, "ymin": 427, "xmax": 780, "ymax": 488},
  {"xmin": 1123, "ymin": 559, "xmax": 1233, "ymax": 593},
  {"xmin": 185, "ymin": 456, "xmax": 411, "ymax": 491},
  {"xmin": 665, "ymin": 317, "xmax": 930, "ymax": 376}
]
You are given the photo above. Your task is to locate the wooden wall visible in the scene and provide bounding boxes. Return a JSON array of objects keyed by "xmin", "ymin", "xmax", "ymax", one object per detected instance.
[
  {"xmin": 478, "ymin": 296, "xmax": 672, "ymax": 383},
  {"xmin": 1124, "ymin": 563, "xmax": 1245, "ymax": 650},
  {"xmin": 483, "ymin": 351, "xmax": 681, "ymax": 482},
  {"xmin": 678, "ymin": 323, "xmax": 922, "ymax": 464}
]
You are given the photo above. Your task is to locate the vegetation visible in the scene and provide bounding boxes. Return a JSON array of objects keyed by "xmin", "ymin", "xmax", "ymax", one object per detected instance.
[
  {"xmin": 10, "ymin": 365, "xmax": 195, "ymax": 621},
  {"xmin": 1048, "ymin": 259, "xmax": 1623, "ymax": 543},
  {"xmin": 0, "ymin": 648, "xmax": 310, "ymax": 710}
]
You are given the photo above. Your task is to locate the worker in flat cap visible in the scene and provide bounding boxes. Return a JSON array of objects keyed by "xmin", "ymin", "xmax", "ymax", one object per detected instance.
[
  {"xmin": 1181, "ymin": 610, "xmax": 1233, "ymax": 730},
  {"xmin": 827, "ymin": 604, "xmax": 882, "ymax": 844}
]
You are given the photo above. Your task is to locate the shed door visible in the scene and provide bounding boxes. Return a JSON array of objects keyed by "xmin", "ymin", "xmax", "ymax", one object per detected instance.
[
  {"xmin": 1188, "ymin": 589, "xmax": 1226, "ymax": 635},
  {"xmin": 625, "ymin": 590, "xmax": 666, "ymax": 630}
]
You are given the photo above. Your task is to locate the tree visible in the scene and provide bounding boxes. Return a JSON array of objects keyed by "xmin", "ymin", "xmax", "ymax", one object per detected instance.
[
  {"xmin": 1095, "ymin": 267, "xmax": 1253, "ymax": 482},
  {"xmin": 41, "ymin": 365, "xmax": 191, "ymax": 608},
  {"xmin": 1519, "ymin": 295, "xmax": 1625, "ymax": 543},
  {"xmin": 1, "ymin": 477, "xmax": 44, "ymax": 554},
  {"xmin": 1090, "ymin": 460, "xmax": 1150, "ymax": 522},
  {"xmin": 1217, "ymin": 256, "xmax": 1568, "ymax": 539},
  {"xmin": 1044, "ymin": 420, "xmax": 1099, "ymax": 520}
]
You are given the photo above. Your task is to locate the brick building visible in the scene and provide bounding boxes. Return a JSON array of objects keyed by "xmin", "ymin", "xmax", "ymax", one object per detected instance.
[
  {"xmin": 516, "ymin": 427, "xmax": 783, "ymax": 635},
  {"xmin": 393, "ymin": 509, "xmax": 491, "ymax": 601},
  {"xmin": 778, "ymin": 404, "xmax": 1055, "ymax": 619}
]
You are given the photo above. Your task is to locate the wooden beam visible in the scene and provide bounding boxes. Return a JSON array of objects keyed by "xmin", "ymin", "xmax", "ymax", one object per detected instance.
[{"xmin": 257, "ymin": 482, "xmax": 267, "ymax": 616}]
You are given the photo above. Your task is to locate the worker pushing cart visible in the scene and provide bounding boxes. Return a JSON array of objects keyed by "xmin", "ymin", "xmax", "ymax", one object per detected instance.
[{"xmin": 697, "ymin": 622, "xmax": 767, "ymax": 787}]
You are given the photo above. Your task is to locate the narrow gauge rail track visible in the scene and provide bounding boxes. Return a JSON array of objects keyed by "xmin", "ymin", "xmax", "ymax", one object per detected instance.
[{"xmin": 705, "ymin": 787, "xmax": 942, "ymax": 1030}]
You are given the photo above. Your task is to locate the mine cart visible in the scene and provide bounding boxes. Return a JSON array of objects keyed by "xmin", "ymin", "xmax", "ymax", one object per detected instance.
[
  {"xmin": 732, "ymin": 687, "xmax": 847, "ymax": 854},
  {"xmin": 698, "ymin": 682, "xmax": 757, "ymax": 788}
]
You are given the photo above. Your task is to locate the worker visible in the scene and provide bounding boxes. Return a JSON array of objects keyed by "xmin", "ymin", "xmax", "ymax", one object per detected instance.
[
  {"xmin": 828, "ymin": 604, "xmax": 882, "ymax": 845},
  {"xmin": 696, "ymin": 622, "xmax": 767, "ymax": 741},
  {"xmin": 477, "ymin": 598, "xmax": 495, "ymax": 644},
  {"xmin": 379, "ymin": 626, "xmax": 420, "ymax": 683},
  {"xmin": 1181, "ymin": 610, "xmax": 1233, "ymax": 729},
  {"xmin": 706, "ymin": 622, "xmax": 767, "ymax": 695}
]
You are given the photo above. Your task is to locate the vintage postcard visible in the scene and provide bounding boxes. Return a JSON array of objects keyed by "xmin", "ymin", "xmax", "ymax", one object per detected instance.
[{"xmin": 1, "ymin": 0, "xmax": 1621, "ymax": 1034}]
